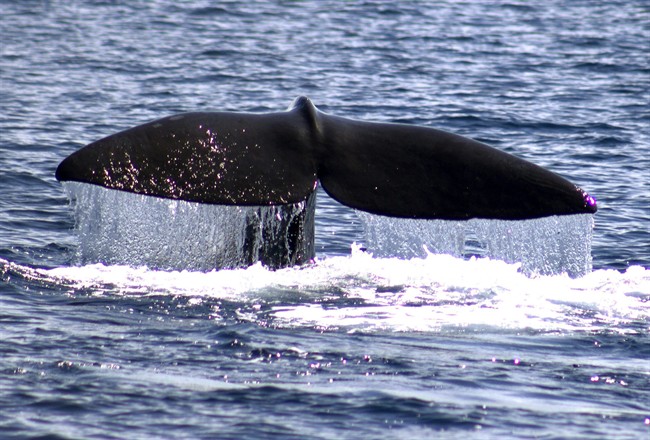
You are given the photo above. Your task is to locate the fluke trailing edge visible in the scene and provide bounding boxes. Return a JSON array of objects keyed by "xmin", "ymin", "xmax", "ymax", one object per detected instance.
[{"xmin": 56, "ymin": 96, "xmax": 597, "ymax": 220}]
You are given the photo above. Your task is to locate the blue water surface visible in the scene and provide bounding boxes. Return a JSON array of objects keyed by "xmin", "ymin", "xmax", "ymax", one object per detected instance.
[{"xmin": 1, "ymin": 1, "xmax": 649, "ymax": 439}]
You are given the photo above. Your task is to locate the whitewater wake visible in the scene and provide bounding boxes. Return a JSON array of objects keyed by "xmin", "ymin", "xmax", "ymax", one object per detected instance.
[{"xmin": 4, "ymin": 249, "xmax": 647, "ymax": 335}]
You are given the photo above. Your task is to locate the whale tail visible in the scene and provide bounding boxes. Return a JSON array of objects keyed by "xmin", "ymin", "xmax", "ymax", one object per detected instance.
[{"xmin": 56, "ymin": 97, "xmax": 597, "ymax": 221}]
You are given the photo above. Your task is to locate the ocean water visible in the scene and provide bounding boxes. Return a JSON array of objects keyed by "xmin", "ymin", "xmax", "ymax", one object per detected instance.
[{"xmin": 1, "ymin": 1, "xmax": 649, "ymax": 439}]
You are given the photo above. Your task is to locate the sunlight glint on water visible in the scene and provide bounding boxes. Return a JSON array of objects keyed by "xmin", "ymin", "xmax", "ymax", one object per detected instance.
[{"xmin": 3, "ymin": 1, "xmax": 649, "ymax": 438}]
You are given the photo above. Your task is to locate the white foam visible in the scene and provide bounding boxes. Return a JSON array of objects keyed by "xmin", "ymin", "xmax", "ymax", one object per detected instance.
[{"xmin": 22, "ymin": 249, "xmax": 649, "ymax": 335}]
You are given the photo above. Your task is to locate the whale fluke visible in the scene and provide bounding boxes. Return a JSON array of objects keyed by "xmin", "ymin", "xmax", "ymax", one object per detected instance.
[
  {"xmin": 55, "ymin": 105, "xmax": 318, "ymax": 206},
  {"xmin": 56, "ymin": 97, "xmax": 596, "ymax": 269},
  {"xmin": 56, "ymin": 97, "xmax": 596, "ymax": 221}
]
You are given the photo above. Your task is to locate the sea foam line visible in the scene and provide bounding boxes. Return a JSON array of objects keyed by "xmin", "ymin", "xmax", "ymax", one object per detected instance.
[{"xmin": 4, "ymin": 250, "xmax": 646, "ymax": 334}]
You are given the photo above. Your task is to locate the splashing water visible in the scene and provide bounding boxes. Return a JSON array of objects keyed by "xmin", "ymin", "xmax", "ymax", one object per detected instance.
[
  {"xmin": 64, "ymin": 182, "xmax": 594, "ymax": 276},
  {"xmin": 63, "ymin": 182, "xmax": 312, "ymax": 271},
  {"xmin": 356, "ymin": 211, "xmax": 594, "ymax": 277}
]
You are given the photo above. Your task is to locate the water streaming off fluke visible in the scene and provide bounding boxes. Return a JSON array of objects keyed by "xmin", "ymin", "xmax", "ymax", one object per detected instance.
[
  {"xmin": 64, "ymin": 182, "xmax": 594, "ymax": 276},
  {"xmin": 64, "ymin": 182, "xmax": 313, "ymax": 271},
  {"xmin": 356, "ymin": 211, "xmax": 594, "ymax": 277}
]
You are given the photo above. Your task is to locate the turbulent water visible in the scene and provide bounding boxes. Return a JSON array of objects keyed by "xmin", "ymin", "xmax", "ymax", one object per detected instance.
[{"xmin": 1, "ymin": 1, "xmax": 649, "ymax": 439}]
